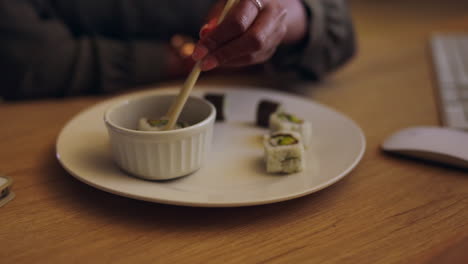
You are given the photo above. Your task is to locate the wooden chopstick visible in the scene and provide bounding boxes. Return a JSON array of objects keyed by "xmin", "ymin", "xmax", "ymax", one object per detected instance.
[{"xmin": 164, "ymin": 0, "xmax": 238, "ymax": 130}]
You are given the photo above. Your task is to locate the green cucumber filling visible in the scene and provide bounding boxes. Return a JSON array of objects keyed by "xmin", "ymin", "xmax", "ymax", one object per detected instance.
[
  {"xmin": 270, "ymin": 134, "xmax": 298, "ymax": 146},
  {"xmin": 277, "ymin": 112, "xmax": 303, "ymax": 124},
  {"xmin": 147, "ymin": 119, "xmax": 168, "ymax": 127}
]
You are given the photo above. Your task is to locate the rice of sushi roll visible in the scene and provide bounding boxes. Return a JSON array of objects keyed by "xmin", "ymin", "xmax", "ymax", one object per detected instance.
[
  {"xmin": 138, "ymin": 118, "xmax": 188, "ymax": 131},
  {"xmin": 264, "ymin": 131, "xmax": 305, "ymax": 174},
  {"xmin": 204, "ymin": 93, "xmax": 225, "ymax": 121},
  {"xmin": 269, "ymin": 112, "xmax": 311, "ymax": 147},
  {"xmin": 256, "ymin": 99, "xmax": 282, "ymax": 128}
]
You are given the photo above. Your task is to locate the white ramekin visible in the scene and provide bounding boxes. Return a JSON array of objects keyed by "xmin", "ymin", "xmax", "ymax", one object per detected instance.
[{"xmin": 104, "ymin": 94, "xmax": 216, "ymax": 180}]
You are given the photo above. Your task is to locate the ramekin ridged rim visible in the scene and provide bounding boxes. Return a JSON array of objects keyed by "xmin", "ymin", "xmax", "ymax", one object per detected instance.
[{"xmin": 104, "ymin": 95, "xmax": 216, "ymax": 137}]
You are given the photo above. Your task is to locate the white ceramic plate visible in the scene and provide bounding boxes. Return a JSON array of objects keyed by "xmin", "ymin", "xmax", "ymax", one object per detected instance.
[{"xmin": 56, "ymin": 86, "xmax": 366, "ymax": 207}]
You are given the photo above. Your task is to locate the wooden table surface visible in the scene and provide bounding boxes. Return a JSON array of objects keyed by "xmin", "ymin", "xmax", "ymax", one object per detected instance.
[{"xmin": 2, "ymin": 0, "xmax": 468, "ymax": 263}]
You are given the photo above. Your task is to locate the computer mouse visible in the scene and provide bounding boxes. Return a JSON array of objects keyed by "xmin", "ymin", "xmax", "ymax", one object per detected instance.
[{"xmin": 382, "ymin": 126, "xmax": 468, "ymax": 169}]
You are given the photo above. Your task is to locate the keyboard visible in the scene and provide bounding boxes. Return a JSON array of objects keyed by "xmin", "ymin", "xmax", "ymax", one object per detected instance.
[{"xmin": 431, "ymin": 34, "xmax": 468, "ymax": 129}]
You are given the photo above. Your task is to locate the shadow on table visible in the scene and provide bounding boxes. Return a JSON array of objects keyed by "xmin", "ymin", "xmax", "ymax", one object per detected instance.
[
  {"xmin": 46, "ymin": 145, "xmax": 351, "ymax": 233},
  {"xmin": 382, "ymin": 151, "xmax": 468, "ymax": 173}
]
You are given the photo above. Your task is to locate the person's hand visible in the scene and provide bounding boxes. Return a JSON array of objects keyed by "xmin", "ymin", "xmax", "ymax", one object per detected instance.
[
  {"xmin": 164, "ymin": 36, "xmax": 197, "ymax": 79},
  {"xmin": 192, "ymin": 0, "xmax": 308, "ymax": 71}
]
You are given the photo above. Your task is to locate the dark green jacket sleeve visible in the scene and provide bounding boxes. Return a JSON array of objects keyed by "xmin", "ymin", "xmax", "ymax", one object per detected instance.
[
  {"xmin": 50, "ymin": 0, "xmax": 215, "ymax": 40},
  {"xmin": 271, "ymin": 0, "xmax": 356, "ymax": 80},
  {"xmin": 0, "ymin": 0, "xmax": 354, "ymax": 100},
  {"xmin": 0, "ymin": 0, "xmax": 214, "ymax": 100}
]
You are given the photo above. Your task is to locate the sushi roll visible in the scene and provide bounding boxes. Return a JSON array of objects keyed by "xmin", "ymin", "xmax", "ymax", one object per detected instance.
[
  {"xmin": 269, "ymin": 112, "xmax": 312, "ymax": 147},
  {"xmin": 204, "ymin": 93, "xmax": 225, "ymax": 121},
  {"xmin": 138, "ymin": 118, "xmax": 188, "ymax": 131},
  {"xmin": 256, "ymin": 99, "xmax": 282, "ymax": 128},
  {"xmin": 264, "ymin": 131, "xmax": 305, "ymax": 174}
]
